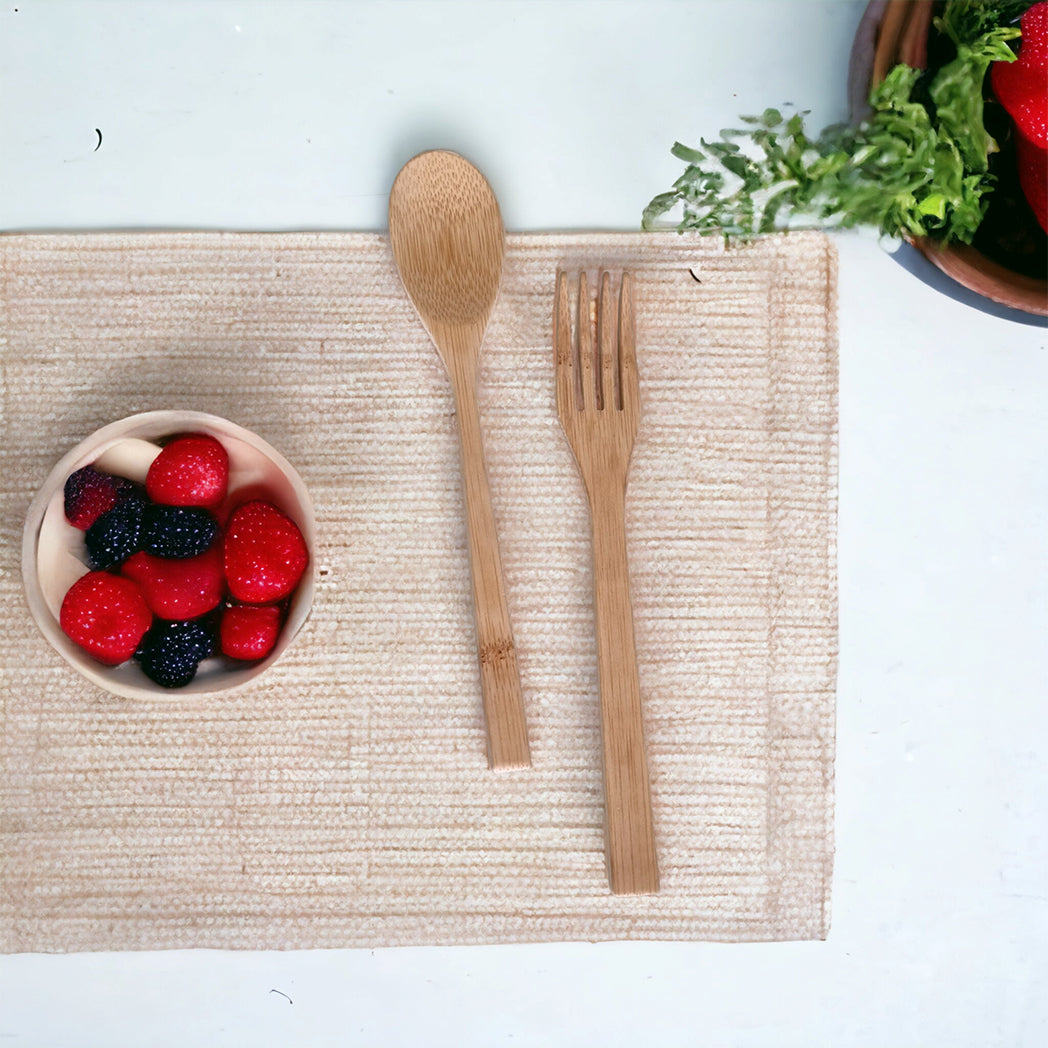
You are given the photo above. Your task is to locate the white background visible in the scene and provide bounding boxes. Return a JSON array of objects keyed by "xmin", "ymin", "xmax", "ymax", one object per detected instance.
[{"xmin": 2, "ymin": 2, "xmax": 1046, "ymax": 1045}]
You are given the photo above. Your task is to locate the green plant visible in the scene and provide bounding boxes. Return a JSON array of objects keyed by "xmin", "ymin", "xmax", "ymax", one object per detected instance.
[{"xmin": 642, "ymin": 0, "xmax": 1026, "ymax": 244}]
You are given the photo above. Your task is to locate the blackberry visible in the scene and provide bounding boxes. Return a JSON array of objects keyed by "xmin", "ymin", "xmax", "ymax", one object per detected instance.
[
  {"xmin": 85, "ymin": 492, "xmax": 146, "ymax": 569},
  {"xmin": 142, "ymin": 504, "xmax": 220, "ymax": 559},
  {"xmin": 135, "ymin": 618, "xmax": 217, "ymax": 688},
  {"xmin": 187, "ymin": 609, "xmax": 221, "ymax": 660}
]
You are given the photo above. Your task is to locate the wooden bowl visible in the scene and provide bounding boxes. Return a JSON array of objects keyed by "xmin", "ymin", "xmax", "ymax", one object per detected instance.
[
  {"xmin": 22, "ymin": 411, "xmax": 316, "ymax": 700},
  {"xmin": 849, "ymin": 0, "xmax": 1047, "ymax": 317}
]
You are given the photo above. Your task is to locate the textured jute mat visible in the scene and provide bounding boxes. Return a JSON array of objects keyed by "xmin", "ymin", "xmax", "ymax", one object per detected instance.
[{"xmin": 0, "ymin": 231, "xmax": 837, "ymax": 952}]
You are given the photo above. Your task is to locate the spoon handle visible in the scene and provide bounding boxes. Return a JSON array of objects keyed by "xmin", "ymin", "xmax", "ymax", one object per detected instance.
[{"xmin": 451, "ymin": 374, "xmax": 531, "ymax": 770}]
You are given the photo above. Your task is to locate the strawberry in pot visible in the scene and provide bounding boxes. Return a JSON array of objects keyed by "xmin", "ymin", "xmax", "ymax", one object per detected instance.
[{"xmin": 992, "ymin": 2, "xmax": 1048, "ymax": 233}]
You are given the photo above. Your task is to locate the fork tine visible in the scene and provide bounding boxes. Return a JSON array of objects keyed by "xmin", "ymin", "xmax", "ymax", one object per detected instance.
[
  {"xmin": 617, "ymin": 271, "xmax": 638, "ymax": 417},
  {"xmin": 577, "ymin": 271, "xmax": 597, "ymax": 413},
  {"xmin": 554, "ymin": 271, "xmax": 575, "ymax": 416},
  {"xmin": 597, "ymin": 272, "xmax": 615, "ymax": 412}
]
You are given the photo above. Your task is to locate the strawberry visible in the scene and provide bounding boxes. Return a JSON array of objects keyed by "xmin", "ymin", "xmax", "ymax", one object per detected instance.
[
  {"xmin": 59, "ymin": 571, "xmax": 153, "ymax": 666},
  {"xmin": 145, "ymin": 433, "xmax": 229, "ymax": 508},
  {"xmin": 220, "ymin": 604, "xmax": 283, "ymax": 660},
  {"xmin": 992, "ymin": 2, "xmax": 1048, "ymax": 233},
  {"xmin": 64, "ymin": 465, "xmax": 133, "ymax": 530},
  {"xmin": 224, "ymin": 501, "xmax": 309, "ymax": 604},
  {"xmin": 122, "ymin": 544, "xmax": 225, "ymax": 620}
]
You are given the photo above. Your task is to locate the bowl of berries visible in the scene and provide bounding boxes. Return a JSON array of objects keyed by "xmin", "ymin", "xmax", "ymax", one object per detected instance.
[{"xmin": 22, "ymin": 411, "xmax": 315, "ymax": 698}]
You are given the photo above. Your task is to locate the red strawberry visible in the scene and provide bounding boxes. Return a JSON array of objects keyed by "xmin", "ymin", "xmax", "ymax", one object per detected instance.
[
  {"xmin": 60, "ymin": 571, "xmax": 153, "ymax": 665},
  {"xmin": 220, "ymin": 604, "xmax": 282, "ymax": 660},
  {"xmin": 992, "ymin": 2, "xmax": 1048, "ymax": 233},
  {"xmin": 64, "ymin": 465, "xmax": 132, "ymax": 530},
  {"xmin": 224, "ymin": 501, "xmax": 309, "ymax": 603},
  {"xmin": 146, "ymin": 433, "xmax": 229, "ymax": 508},
  {"xmin": 122, "ymin": 544, "xmax": 225, "ymax": 620}
]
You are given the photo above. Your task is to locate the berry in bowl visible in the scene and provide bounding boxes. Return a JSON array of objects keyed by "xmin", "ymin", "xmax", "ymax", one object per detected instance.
[{"xmin": 22, "ymin": 411, "xmax": 315, "ymax": 699}]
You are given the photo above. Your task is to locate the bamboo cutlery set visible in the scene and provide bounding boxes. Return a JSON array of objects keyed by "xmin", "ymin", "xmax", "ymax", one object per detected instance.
[{"xmin": 389, "ymin": 150, "xmax": 658, "ymax": 895}]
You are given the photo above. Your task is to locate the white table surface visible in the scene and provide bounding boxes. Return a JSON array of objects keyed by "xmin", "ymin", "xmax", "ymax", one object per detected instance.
[{"xmin": 2, "ymin": 2, "xmax": 1046, "ymax": 1045}]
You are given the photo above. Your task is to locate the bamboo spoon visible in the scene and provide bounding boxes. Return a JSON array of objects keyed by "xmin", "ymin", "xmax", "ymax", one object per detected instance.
[{"xmin": 388, "ymin": 150, "xmax": 530, "ymax": 770}]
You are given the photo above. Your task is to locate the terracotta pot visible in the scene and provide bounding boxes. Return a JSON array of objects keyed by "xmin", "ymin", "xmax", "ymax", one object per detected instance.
[{"xmin": 849, "ymin": 0, "xmax": 1047, "ymax": 317}]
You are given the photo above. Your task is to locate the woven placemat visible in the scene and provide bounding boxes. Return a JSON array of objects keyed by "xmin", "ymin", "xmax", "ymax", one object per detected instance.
[{"xmin": 0, "ymin": 231, "xmax": 837, "ymax": 952}]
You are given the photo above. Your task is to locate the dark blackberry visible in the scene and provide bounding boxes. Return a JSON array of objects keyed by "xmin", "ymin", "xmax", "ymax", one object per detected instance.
[
  {"xmin": 142, "ymin": 504, "xmax": 220, "ymax": 559},
  {"xmin": 85, "ymin": 492, "xmax": 146, "ymax": 569},
  {"xmin": 135, "ymin": 618, "xmax": 217, "ymax": 688},
  {"xmin": 187, "ymin": 609, "xmax": 221, "ymax": 660}
]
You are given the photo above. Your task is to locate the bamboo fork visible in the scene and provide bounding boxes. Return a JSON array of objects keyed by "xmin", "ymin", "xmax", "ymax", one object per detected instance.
[{"xmin": 554, "ymin": 270, "xmax": 659, "ymax": 895}]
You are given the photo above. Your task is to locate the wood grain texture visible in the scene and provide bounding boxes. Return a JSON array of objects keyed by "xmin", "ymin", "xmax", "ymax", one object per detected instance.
[
  {"xmin": 0, "ymin": 230, "xmax": 837, "ymax": 951},
  {"xmin": 389, "ymin": 150, "xmax": 530, "ymax": 769},
  {"xmin": 556, "ymin": 271, "xmax": 657, "ymax": 895}
]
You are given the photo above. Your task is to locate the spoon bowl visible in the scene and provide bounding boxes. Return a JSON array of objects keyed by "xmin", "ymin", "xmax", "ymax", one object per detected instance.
[{"xmin": 389, "ymin": 150, "xmax": 505, "ymax": 336}]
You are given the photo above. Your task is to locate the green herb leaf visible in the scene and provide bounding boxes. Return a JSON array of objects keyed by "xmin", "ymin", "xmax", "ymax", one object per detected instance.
[{"xmin": 929, "ymin": 24, "xmax": 1020, "ymax": 172}]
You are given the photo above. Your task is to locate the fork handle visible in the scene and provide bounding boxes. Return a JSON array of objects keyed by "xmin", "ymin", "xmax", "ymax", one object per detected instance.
[
  {"xmin": 588, "ymin": 485, "xmax": 659, "ymax": 894},
  {"xmin": 451, "ymin": 375, "xmax": 531, "ymax": 770}
]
